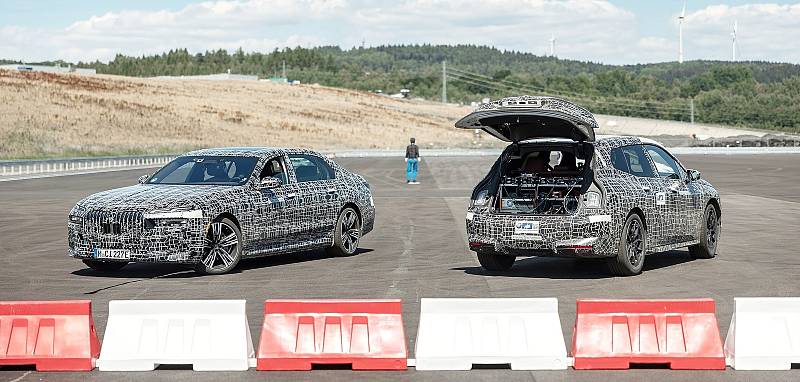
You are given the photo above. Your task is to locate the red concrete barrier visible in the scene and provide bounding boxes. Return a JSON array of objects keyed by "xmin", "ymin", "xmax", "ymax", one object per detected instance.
[
  {"xmin": 572, "ymin": 299, "xmax": 725, "ymax": 370},
  {"xmin": 256, "ymin": 299, "xmax": 407, "ymax": 371},
  {"xmin": 0, "ymin": 300, "xmax": 100, "ymax": 371}
]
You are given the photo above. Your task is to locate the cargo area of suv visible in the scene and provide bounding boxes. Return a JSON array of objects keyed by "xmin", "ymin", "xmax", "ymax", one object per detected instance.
[{"xmin": 492, "ymin": 141, "xmax": 594, "ymax": 216}]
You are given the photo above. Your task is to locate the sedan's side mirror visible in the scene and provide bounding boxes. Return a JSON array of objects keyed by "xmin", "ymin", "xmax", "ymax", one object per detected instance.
[
  {"xmin": 260, "ymin": 177, "xmax": 282, "ymax": 189},
  {"xmin": 138, "ymin": 174, "xmax": 150, "ymax": 184},
  {"xmin": 687, "ymin": 169, "xmax": 701, "ymax": 182}
]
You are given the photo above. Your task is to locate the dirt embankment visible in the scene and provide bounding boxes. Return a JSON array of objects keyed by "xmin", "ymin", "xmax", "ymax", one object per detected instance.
[
  {"xmin": 1, "ymin": 70, "xmax": 771, "ymax": 159},
  {"xmin": 0, "ymin": 70, "xmax": 486, "ymax": 159}
]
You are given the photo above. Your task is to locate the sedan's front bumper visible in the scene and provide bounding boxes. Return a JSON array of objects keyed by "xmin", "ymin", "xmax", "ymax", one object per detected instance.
[
  {"xmin": 68, "ymin": 217, "xmax": 206, "ymax": 264},
  {"xmin": 466, "ymin": 210, "xmax": 617, "ymax": 258}
]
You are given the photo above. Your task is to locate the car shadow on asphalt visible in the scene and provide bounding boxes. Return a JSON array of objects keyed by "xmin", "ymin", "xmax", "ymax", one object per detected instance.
[
  {"xmin": 71, "ymin": 248, "xmax": 375, "ymax": 280},
  {"xmin": 237, "ymin": 247, "xmax": 374, "ymax": 271},
  {"xmin": 452, "ymin": 250, "xmax": 696, "ymax": 279}
]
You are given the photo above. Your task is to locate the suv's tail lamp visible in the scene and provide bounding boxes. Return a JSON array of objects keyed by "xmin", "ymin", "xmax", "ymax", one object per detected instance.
[
  {"xmin": 583, "ymin": 191, "xmax": 602, "ymax": 208},
  {"xmin": 471, "ymin": 190, "xmax": 490, "ymax": 208}
]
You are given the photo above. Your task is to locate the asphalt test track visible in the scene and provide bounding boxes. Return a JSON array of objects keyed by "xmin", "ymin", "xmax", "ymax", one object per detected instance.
[{"xmin": 0, "ymin": 154, "xmax": 798, "ymax": 382}]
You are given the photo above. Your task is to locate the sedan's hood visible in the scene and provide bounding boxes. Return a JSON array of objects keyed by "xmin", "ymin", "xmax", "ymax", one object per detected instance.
[
  {"xmin": 76, "ymin": 184, "xmax": 239, "ymax": 213},
  {"xmin": 455, "ymin": 96, "xmax": 598, "ymax": 142}
]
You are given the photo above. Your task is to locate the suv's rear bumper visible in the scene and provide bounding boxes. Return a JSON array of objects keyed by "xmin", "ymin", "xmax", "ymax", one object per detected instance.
[{"xmin": 466, "ymin": 210, "xmax": 617, "ymax": 258}]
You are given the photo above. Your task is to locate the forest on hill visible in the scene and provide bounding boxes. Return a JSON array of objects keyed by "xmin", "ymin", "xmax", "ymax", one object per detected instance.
[{"xmin": 7, "ymin": 45, "xmax": 800, "ymax": 133}]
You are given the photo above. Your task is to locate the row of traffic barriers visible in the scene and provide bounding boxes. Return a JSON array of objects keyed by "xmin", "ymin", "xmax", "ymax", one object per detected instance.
[{"xmin": 0, "ymin": 298, "xmax": 797, "ymax": 372}]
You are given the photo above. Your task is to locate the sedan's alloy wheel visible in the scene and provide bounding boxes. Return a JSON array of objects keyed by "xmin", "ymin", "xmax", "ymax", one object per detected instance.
[
  {"xmin": 340, "ymin": 209, "xmax": 361, "ymax": 254},
  {"xmin": 327, "ymin": 207, "xmax": 362, "ymax": 257},
  {"xmin": 197, "ymin": 218, "xmax": 241, "ymax": 274}
]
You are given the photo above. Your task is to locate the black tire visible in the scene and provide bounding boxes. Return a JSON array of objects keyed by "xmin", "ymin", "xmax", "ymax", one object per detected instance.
[
  {"xmin": 326, "ymin": 207, "xmax": 361, "ymax": 257},
  {"xmin": 689, "ymin": 203, "xmax": 720, "ymax": 259},
  {"xmin": 477, "ymin": 251, "xmax": 515, "ymax": 271},
  {"xmin": 82, "ymin": 260, "xmax": 128, "ymax": 272},
  {"xmin": 194, "ymin": 217, "xmax": 242, "ymax": 275},
  {"xmin": 607, "ymin": 213, "xmax": 647, "ymax": 276}
]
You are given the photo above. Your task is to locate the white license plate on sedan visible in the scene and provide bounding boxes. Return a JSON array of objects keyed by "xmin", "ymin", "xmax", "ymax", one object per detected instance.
[{"xmin": 93, "ymin": 248, "xmax": 131, "ymax": 260}]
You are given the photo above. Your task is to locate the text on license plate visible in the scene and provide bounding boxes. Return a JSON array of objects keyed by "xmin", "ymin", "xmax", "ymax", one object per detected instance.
[
  {"xmin": 93, "ymin": 248, "xmax": 131, "ymax": 260},
  {"xmin": 512, "ymin": 221, "xmax": 541, "ymax": 240}
]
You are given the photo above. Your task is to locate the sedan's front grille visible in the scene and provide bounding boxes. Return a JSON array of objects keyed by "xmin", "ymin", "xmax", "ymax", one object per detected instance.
[{"xmin": 85, "ymin": 210, "xmax": 143, "ymax": 236}]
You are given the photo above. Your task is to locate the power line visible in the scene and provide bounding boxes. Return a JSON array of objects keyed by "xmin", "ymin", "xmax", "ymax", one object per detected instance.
[
  {"xmin": 447, "ymin": 66, "xmax": 689, "ymax": 113},
  {"xmin": 446, "ymin": 70, "xmax": 689, "ymax": 115}
]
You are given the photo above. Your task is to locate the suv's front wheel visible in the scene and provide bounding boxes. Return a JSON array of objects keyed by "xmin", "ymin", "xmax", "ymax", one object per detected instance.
[{"xmin": 477, "ymin": 251, "xmax": 515, "ymax": 271}]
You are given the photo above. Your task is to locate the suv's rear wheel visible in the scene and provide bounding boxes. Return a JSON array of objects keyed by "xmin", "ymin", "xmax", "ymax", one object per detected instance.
[
  {"xmin": 195, "ymin": 217, "xmax": 242, "ymax": 275},
  {"xmin": 477, "ymin": 251, "xmax": 515, "ymax": 271},
  {"xmin": 607, "ymin": 213, "xmax": 646, "ymax": 276},
  {"xmin": 689, "ymin": 203, "xmax": 720, "ymax": 259},
  {"xmin": 83, "ymin": 260, "xmax": 128, "ymax": 272}
]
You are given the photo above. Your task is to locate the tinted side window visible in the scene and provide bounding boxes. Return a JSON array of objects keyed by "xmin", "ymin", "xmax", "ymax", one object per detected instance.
[
  {"xmin": 643, "ymin": 145, "xmax": 684, "ymax": 179},
  {"xmin": 610, "ymin": 145, "xmax": 655, "ymax": 178},
  {"xmin": 289, "ymin": 154, "xmax": 335, "ymax": 182},
  {"xmin": 259, "ymin": 156, "xmax": 288, "ymax": 184}
]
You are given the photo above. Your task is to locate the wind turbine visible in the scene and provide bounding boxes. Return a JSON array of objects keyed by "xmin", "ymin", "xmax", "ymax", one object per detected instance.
[
  {"xmin": 731, "ymin": 20, "xmax": 738, "ymax": 61},
  {"xmin": 678, "ymin": 1, "xmax": 686, "ymax": 64},
  {"xmin": 549, "ymin": 34, "xmax": 556, "ymax": 57}
]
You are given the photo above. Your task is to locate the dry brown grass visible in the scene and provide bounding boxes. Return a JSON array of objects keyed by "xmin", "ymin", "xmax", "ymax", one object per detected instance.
[{"xmin": 0, "ymin": 69, "xmax": 492, "ymax": 159}]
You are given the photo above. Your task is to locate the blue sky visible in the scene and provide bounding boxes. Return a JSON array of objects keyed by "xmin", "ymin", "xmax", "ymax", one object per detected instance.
[{"xmin": 2, "ymin": 1, "xmax": 799, "ymax": 64}]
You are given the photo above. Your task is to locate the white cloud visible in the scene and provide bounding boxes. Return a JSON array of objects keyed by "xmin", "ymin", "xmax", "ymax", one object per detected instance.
[
  {"xmin": 1, "ymin": 1, "xmax": 799, "ymax": 64},
  {"xmin": 683, "ymin": 3, "xmax": 800, "ymax": 62}
]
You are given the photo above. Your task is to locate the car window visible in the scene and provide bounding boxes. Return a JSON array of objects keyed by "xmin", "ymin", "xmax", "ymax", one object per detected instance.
[
  {"xmin": 259, "ymin": 156, "xmax": 288, "ymax": 184},
  {"xmin": 644, "ymin": 145, "xmax": 684, "ymax": 179},
  {"xmin": 148, "ymin": 156, "xmax": 258, "ymax": 185},
  {"xmin": 610, "ymin": 145, "xmax": 655, "ymax": 178},
  {"xmin": 289, "ymin": 154, "xmax": 334, "ymax": 182}
]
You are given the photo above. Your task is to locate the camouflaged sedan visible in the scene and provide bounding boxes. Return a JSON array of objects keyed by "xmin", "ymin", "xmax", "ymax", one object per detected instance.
[
  {"xmin": 68, "ymin": 148, "xmax": 375, "ymax": 275},
  {"xmin": 460, "ymin": 96, "xmax": 721, "ymax": 276}
]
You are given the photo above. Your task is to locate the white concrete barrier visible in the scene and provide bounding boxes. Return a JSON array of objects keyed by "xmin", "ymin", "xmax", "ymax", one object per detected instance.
[
  {"xmin": 414, "ymin": 298, "xmax": 567, "ymax": 370},
  {"xmin": 97, "ymin": 300, "xmax": 255, "ymax": 371},
  {"xmin": 724, "ymin": 297, "xmax": 800, "ymax": 370}
]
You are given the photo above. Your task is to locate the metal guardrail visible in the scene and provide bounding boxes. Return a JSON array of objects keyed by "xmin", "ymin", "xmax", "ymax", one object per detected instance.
[
  {"xmin": 2, "ymin": 146, "xmax": 799, "ymax": 182},
  {"xmin": 0, "ymin": 155, "xmax": 176, "ymax": 178}
]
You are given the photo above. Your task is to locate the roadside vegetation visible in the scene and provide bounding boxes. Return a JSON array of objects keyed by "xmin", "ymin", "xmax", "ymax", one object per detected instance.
[{"xmin": 16, "ymin": 45, "xmax": 798, "ymax": 133}]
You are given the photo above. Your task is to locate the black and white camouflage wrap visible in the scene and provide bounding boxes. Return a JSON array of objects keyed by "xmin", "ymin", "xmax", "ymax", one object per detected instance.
[
  {"xmin": 465, "ymin": 102, "xmax": 720, "ymax": 258},
  {"xmin": 67, "ymin": 147, "xmax": 375, "ymax": 264}
]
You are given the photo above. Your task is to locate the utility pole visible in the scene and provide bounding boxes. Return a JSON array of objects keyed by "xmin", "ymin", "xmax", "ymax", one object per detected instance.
[
  {"xmin": 442, "ymin": 60, "xmax": 447, "ymax": 104},
  {"xmin": 690, "ymin": 98, "xmax": 695, "ymax": 124},
  {"xmin": 678, "ymin": 1, "xmax": 686, "ymax": 64}
]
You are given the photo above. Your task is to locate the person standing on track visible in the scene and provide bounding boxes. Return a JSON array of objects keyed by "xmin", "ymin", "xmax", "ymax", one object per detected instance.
[{"xmin": 405, "ymin": 137, "xmax": 421, "ymax": 184}]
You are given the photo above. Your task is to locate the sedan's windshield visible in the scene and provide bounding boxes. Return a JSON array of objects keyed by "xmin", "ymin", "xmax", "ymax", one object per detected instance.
[{"xmin": 148, "ymin": 156, "xmax": 258, "ymax": 185}]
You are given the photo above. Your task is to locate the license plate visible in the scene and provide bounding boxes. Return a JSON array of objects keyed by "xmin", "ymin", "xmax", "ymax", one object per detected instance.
[
  {"xmin": 512, "ymin": 220, "xmax": 541, "ymax": 241},
  {"xmin": 93, "ymin": 248, "xmax": 131, "ymax": 260}
]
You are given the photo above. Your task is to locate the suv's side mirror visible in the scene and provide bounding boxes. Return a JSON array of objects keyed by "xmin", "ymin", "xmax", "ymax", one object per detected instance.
[
  {"xmin": 138, "ymin": 174, "xmax": 150, "ymax": 184},
  {"xmin": 687, "ymin": 169, "xmax": 701, "ymax": 181},
  {"xmin": 260, "ymin": 177, "xmax": 282, "ymax": 189}
]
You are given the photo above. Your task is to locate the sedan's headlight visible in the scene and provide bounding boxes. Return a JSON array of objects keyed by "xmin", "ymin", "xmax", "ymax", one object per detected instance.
[
  {"xmin": 143, "ymin": 210, "xmax": 203, "ymax": 219},
  {"xmin": 143, "ymin": 210, "xmax": 202, "ymax": 229},
  {"xmin": 583, "ymin": 191, "xmax": 602, "ymax": 209}
]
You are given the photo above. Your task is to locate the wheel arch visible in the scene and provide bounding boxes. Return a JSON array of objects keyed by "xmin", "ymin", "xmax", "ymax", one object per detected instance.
[
  {"xmin": 213, "ymin": 212, "xmax": 241, "ymax": 228},
  {"xmin": 340, "ymin": 202, "xmax": 362, "ymax": 223},
  {"xmin": 627, "ymin": 207, "xmax": 647, "ymax": 232},
  {"xmin": 707, "ymin": 198, "xmax": 721, "ymax": 220}
]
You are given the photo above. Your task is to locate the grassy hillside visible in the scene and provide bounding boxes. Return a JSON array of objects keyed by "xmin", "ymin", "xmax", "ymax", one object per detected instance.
[
  {"xmin": 9, "ymin": 45, "xmax": 797, "ymax": 133},
  {"xmin": 0, "ymin": 70, "xmax": 481, "ymax": 159}
]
